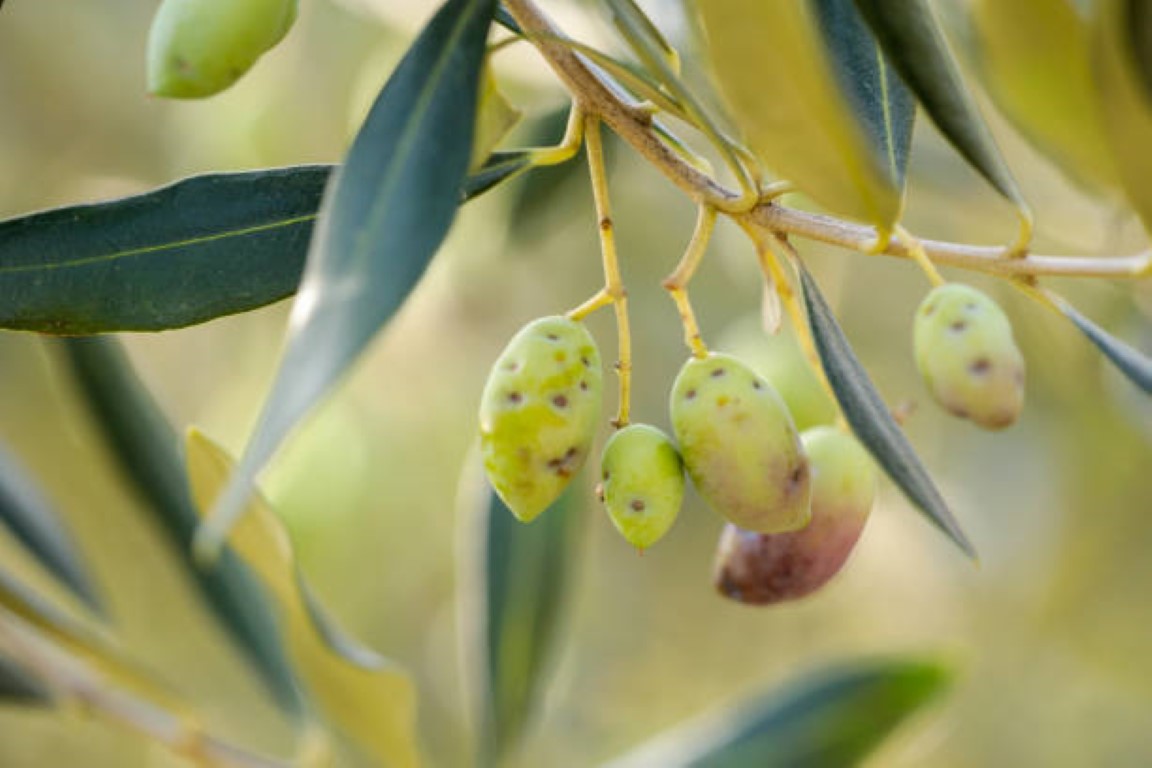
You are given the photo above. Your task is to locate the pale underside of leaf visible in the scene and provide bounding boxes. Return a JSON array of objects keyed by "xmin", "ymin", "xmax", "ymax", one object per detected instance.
[
  {"xmin": 187, "ymin": 430, "xmax": 420, "ymax": 768},
  {"xmin": 797, "ymin": 263, "xmax": 976, "ymax": 558},
  {"xmin": 699, "ymin": 0, "xmax": 902, "ymax": 229}
]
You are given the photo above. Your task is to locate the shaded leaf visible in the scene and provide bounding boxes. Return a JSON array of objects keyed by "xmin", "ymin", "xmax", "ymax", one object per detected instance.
[
  {"xmin": 852, "ymin": 0, "xmax": 1030, "ymax": 221},
  {"xmin": 1127, "ymin": 0, "xmax": 1152, "ymax": 101},
  {"xmin": 698, "ymin": 0, "xmax": 906, "ymax": 230},
  {"xmin": 0, "ymin": 652, "xmax": 53, "ymax": 706},
  {"xmin": 199, "ymin": 0, "xmax": 498, "ymax": 556},
  {"xmin": 464, "ymin": 151, "xmax": 533, "ymax": 202},
  {"xmin": 57, "ymin": 337, "xmax": 304, "ymax": 715},
  {"xmin": 458, "ymin": 459, "xmax": 583, "ymax": 765},
  {"xmin": 797, "ymin": 264, "xmax": 976, "ymax": 558},
  {"xmin": 1062, "ymin": 302, "xmax": 1152, "ymax": 393},
  {"xmin": 494, "ymin": 6, "xmax": 522, "ymax": 36},
  {"xmin": 604, "ymin": 0, "xmax": 681, "ymax": 77},
  {"xmin": 0, "ymin": 443, "xmax": 102, "ymax": 612},
  {"xmin": 968, "ymin": 0, "xmax": 1118, "ymax": 192},
  {"xmin": 186, "ymin": 430, "xmax": 420, "ymax": 768},
  {"xmin": 603, "ymin": 658, "xmax": 951, "ymax": 768},
  {"xmin": 1092, "ymin": 0, "xmax": 1152, "ymax": 236},
  {"xmin": 0, "ymin": 166, "xmax": 327, "ymax": 334}
]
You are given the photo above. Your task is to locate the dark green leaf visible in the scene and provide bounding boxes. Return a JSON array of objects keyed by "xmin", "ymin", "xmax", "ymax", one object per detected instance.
[
  {"xmin": 798, "ymin": 264, "xmax": 976, "ymax": 558},
  {"xmin": 813, "ymin": 0, "xmax": 916, "ymax": 187},
  {"xmin": 0, "ymin": 166, "xmax": 329, "ymax": 334},
  {"xmin": 460, "ymin": 466, "xmax": 583, "ymax": 765},
  {"xmin": 0, "ymin": 444, "xmax": 103, "ymax": 613},
  {"xmin": 57, "ymin": 337, "xmax": 304, "ymax": 716},
  {"xmin": 0, "ymin": 155, "xmax": 522, "ymax": 335},
  {"xmin": 199, "ymin": 0, "xmax": 498, "ymax": 555},
  {"xmin": 852, "ymin": 0, "xmax": 1029, "ymax": 216},
  {"xmin": 1062, "ymin": 303, "xmax": 1152, "ymax": 393},
  {"xmin": 494, "ymin": 5, "xmax": 522, "ymax": 36},
  {"xmin": 604, "ymin": 659, "xmax": 951, "ymax": 767},
  {"xmin": 0, "ymin": 653, "xmax": 53, "ymax": 706}
]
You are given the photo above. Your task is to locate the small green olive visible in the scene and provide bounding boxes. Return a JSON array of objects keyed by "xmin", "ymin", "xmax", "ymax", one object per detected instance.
[{"xmin": 599, "ymin": 424, "xmax": 684, "ymax": 550}]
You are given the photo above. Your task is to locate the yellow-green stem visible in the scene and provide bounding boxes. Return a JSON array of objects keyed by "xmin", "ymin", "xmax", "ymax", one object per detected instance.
[{"xmin": 662, "ymin": 205, "xmax": 716, "ymax": 358}]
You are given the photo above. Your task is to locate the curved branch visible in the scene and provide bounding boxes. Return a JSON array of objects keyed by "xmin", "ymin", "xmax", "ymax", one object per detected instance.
[{"xmin": 503, "ymin": 0, "xmax": 1152, "ymax": 281}]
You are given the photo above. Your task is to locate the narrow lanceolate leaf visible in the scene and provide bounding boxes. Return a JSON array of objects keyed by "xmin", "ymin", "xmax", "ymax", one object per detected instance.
[
  {"xmin": 0, "ymin": 158, "xmax": 520, "ymax": 336},
  {"xmin": 186, "ymin": 431, "xmax": 420, "ymax": 768},
  {"xmin": 1127, "ymin": 0, "xmax": 1152, "ymax": 100},
  {"xmin": 0, "ymin": 444, "xmax": 102, "ymax": 613},
  {"xmin": 0, "ymin": 166, "xmax": 328, "ymax": 334},
  {"xmin": 458, "ymin": 459, "xmax": 583, "ymax": 765},
  {"xmin": 200, "ymin": 0, "xmax": 498, "ymax": 557},
  {"xmin": 968, "ymin": 0, "xmax": 1118, "ymax": 192},
  {"xmin": 57, "ymin": 337, "xmax": 304, "ymax": 716},
  {"xmin": 852, "ymin": 0, "xmax": 1031, "ymax": 226},
  {"xmin": 0, "ymin": 653, "xmax": 53, "ymax": 706},
  {"xmin": 1092, "ymin": 0, "xmax": 1152, "ymax": 236},
  {"xmin": 798, "ymin": 265, "xmax": 976, "ymax": 558},
  {"xmin": 603, "ymin": 659, "xmax": 951, "ymax": 768},
  {"xmin": 698, "ymin": 0, "xmax": 907, "ymax": 231},
  {"xmin": 1062, "ymin": 303, "xmax": 1152, "ymax": 394},
  {"xmin": 604, "ymin": 0, "xmax": 682, "ymax": 77}
]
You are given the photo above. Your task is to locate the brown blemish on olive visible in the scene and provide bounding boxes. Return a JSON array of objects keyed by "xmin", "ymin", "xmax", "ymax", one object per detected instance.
[
  {"xmin": 552, "ymin": 394, "xmax": 569, "ymax": 408},
  {"xmin": 968, "ymin": 357, "xmax": 992, "ymax": 376},
  {"xmin": 950, "ymin": 320, "xmax": 968, "ymax": 333},
  {"xmin": 711, "ymin": 368, "xmax": 727, "ymax": 378},
  {"xmin": 752, "ymin": 380, "xmax": 763, "ymax": 390},
  {"xmin": 580, "ymin": 381, "xmax": 589, "ymax": 391},
  {"xmin": 546, "ymin": 333, "xmax": 560, "ymax": 341},
  {"xmin": 507, "ymin": 392, "xmax": 523, "ymax": 404},
  {"xmin": 685, "ymin": 389, "xmax": 697, "ymax": 400},
  {"xmin": 546, "ymin": 447, "xmax": 581, "ymax": 478},
  {"xmin": 581, "ymin": 356, "xmax": 592, "ymax": 368},
  {"xmin": 503, "ymin": 361, "xmax": 519, "ymax": 372},
  {"xmin": 630, "ymin": 499, "xmax": 646, "ymax": 512}
]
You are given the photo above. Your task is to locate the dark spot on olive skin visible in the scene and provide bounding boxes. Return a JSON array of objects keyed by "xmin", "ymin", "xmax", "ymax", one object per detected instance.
[
  {"xmin": 685, "ymin": 389, "xmax": 697, "ymax": 400},
  {"xmin": 950, "ymin": 320, "xmax": 968, "ymax": 333},
  {"xmin": 547, "ymin": 447, "xmax": 581, "ymax": 477},
  {"xmin": 752, "ymin": 380, "xmax": 763, "ymax": 390},
  {"xmin": 630, "ymin": 499, "xmax": 646, "ymax": 512},
  {"xmin": 711, "ymin": 368, "xmax": 727, "ymax": 378},
  {"xmin": 546, "ymin": 333, "xmax": 560, "ymax": 341},
  {"xmin": 503, "ymin": 361, "xmax": 519, "ymax": 372},
  {"xmin": 580, "ymin": 381, "xmax": 589, "ymax": 391},
  {"xmin": 582, "ymin": 356, "xmax": 591, "ymax": 368},
  {"xmin": 968, "ymin": 357, "xmax": 992, "ymax": 376},
  {"xmin": 507, "ymin": 392, "xmax": 522, "ymax": 404},
  {"xmin": 552, "ymin": 395, "xmax": 569, "ymax": 408}
]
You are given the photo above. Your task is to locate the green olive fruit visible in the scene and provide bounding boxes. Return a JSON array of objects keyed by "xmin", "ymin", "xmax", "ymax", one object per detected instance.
[
  {"xmin": 714, "ymin": 426, "xmax": 876, "ymax": 605},
  {"xmin": 914, "ymin": 283, "xmax": 1025, "ymax": 430},
  {"xmin": 717, "ymin": 314, "xmax": 837, "ymax": 431},
  {"xmin": 147, "ymin": 0, "xmax": 298, "ymax": 99},
  {"xmin": 599, "ymin": 424, "xmax": 684, "ymax": 550},
  {"xmin": 479, "ymin": 316, "xmax": 603, "ymax": 522},
  {"xmin": 670, "ymin": 353, "xmax": 810, "ymax": 534}
]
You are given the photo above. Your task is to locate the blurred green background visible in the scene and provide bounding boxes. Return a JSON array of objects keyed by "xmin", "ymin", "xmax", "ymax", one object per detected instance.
[{"xmin": 2, "ymin": 0, "xmax": 1152, "ymax": 765}]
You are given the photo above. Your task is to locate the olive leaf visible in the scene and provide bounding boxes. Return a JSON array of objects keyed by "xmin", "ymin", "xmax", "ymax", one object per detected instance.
[
  {"xmin": 186, "ymin": 430, "xmax": 421, "ymax": 768},
  {"xmin": 58, "ymin": 337, "xmax": 305, "ymax": 715},
  {"xmin": 698, "ymin": 0, "xmax": 911, "ymax": 231},
  {"xmin": 0, "ymin": 652, "xmax": 54, "ymax": 706},
  {"xmin": 0, "ymin": 443, "xmax": 102, "ymax": 613},
  {"xmin": 967, "ymin": 0, "xmax": 1118, "ymax": 192},
  {"xmin": 197, "ymin": 0, "xmax": 499, "ymax": 558},
  {"xmin": 1061, "ymin": 303, "xmax": 1152, "ymax": 394},
  {"xmin": 798, "ymin": 264, "xmax": 976, "ymax": 559},
  {"xmin": 603, "ymin": 658, "xmax": 952, "ymax": 767},
  {"xmin": 852, "ymin": 0, "xmax": 1031, "ymax": 226},
  {"xmin": 1092, "ymin": 0, "xmax": 1152, "ymax": 237},
  {"xmin": 458, "ymin": 457, "xmax": 584, "ymax": 765}
]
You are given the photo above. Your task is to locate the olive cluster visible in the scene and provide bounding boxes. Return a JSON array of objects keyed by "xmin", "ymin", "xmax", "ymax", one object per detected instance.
[{"xmin": 478, "ymin": 315, "xmax": 880, "ymax": 606}]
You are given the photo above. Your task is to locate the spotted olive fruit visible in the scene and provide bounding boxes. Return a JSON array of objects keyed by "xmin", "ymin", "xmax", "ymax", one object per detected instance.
[
  {"xmin": 670, "ymin": 353, "xmax": 811, "ymax": 534},
  {"xmin": 479, "ymin": 316, "xmax": 603, "ymax": 522},
  {"xmin": 914, "ymin": 283, "xmax": 1025, "ymax": 430},
  {"xmin": 598, "ymin": 424, "xmax": 684, "ymax": 550},
  {"xmin": 714, "ymin": 426, "xmax": 876, "ymax": 605},
  {"xmin": 147, "ymin": 0, "xmax": 298, "ymax": 99},
  {"xmin": 717, "ymin": 315, "xmax": 837, "ymax": 431}
]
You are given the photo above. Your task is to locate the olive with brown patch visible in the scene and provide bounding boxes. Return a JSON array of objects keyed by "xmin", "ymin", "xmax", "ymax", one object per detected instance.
[
  {"xmin": 479, "ymin": 316, "xmax": 603, "ymax": 522},
  {"xmin": 599, "ymin": 424, "xmax": 684, "ymax": 550},
  {"xmin": 670, "ymin": 353, "xmax": 810, "ymax": 533},
  {"xmin": 714, "ymin": 426, "xmax": 876, "ymax": 605},
  {"xmin": 914, "ymin": 283, "xmax": 1025, "ymax": 430}
]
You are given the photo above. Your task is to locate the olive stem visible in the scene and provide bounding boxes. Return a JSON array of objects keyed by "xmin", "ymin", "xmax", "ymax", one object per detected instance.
[
  {"xmin": 502, "ymin": 0, "xmax": 1152, "ymax": 281},
  {"xmin": 896, "ymin": 225, "xmax": 947, "ymax": 288},
  {"xmin": 662, "ymin": 205, "xmax": 716, "ymax": 359},
  {"xmin": 584, "ymin": 116, "xmax": 632, "ymax": 428}
]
